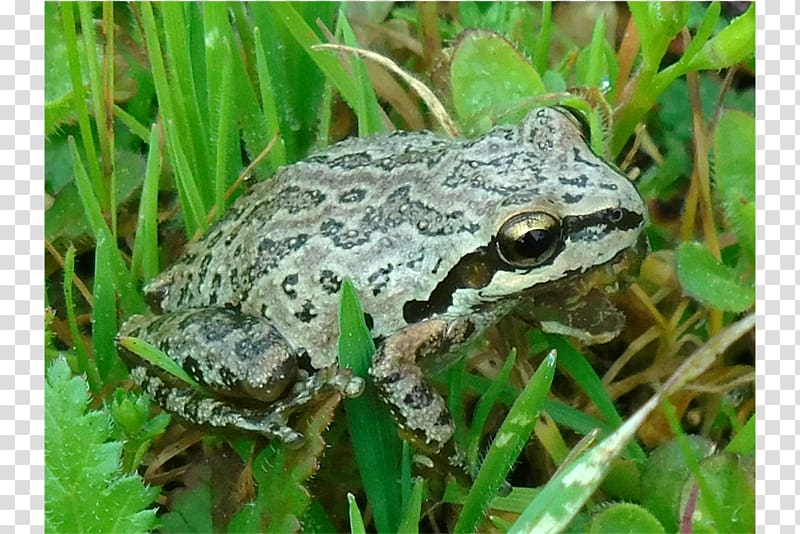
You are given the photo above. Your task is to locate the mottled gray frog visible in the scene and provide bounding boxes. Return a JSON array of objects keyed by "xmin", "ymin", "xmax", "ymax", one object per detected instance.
[{"xmin": 119, "ymin": 107, "xmax": 646, "ymax": 462}]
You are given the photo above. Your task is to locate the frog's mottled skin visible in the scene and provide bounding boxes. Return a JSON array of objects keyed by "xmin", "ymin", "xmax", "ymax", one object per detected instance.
[{"xmin": 120, "ymin": 107, "xmax": 646, "ymax": 460}]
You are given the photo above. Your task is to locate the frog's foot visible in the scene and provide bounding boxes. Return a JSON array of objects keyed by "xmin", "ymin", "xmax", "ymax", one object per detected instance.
[
  {"xmin": 370, "ymin": 317, "xmax": 475, "ymax": 455},
  {"xmin": 120, "ymin": 307, "xmax": 365, "ymax": 446},
  {"xmin": 128, "ymin": 364, "xmax": 363, "ymax": 447},
  {"xmin": 128, "ymin": 366, "xmax": 306, "ymax": 447}
]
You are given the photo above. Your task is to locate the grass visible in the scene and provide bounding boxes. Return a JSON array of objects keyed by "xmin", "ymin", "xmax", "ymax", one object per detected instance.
[{"xmin": 45, "ymin": 2, "xmax": 755, "ymax": 533}]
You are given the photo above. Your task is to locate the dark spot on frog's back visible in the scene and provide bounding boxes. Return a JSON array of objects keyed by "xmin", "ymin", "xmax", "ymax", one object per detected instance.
[
  {"xmin": 368, "ymin": 264, "xmax": 394, "ymax": 296},
  {"xmin": 562, "ymin": 192, "xmax": 584, "ymax": 204},
  {"xmin": 320, "ymin": 218, "xmax": 370, "ymax": 249},
  {"xmin": 383, "ymin": 371, "xmax": 401, "ymax": 384},
  {"xmin": 598, "ymin": 182, "xmax": 619, "ymax": 191},
  {"xmin": 216, "ymin": 365, "xmax": 237, "ymax": 388},
  {"xmin": 339, "ymin": 188, "xmax": 367, "ymax": 203},
  {"xmin": 436, "ymin": 409, "xmax": 453, "ymax": 426},
  {"xmin": 281, "ymin": 273, "xmax": 298, "ymax": 299},
  {"xmin": 319, "ymin": 269, "xmax": 342, "ymax": 295},
  {"xmin": 259, "ymin": 234, "xmax": 309, "ymax": 255},
  {"xmin": 294, "ymin": 300, "xmax": 318, "ymax": 323},
  {"xmin": 403, "ymin": 384, "xmax": 434, "ymax": 410},
  {"xmin": 559, "ymin": 174, "xmax": 589, "ymax": 188},
  {"xmin": 320, "ymin": 218, "xmax": 344, "ymax": 237},
  {"xmin": 330, "ymin": 152, "xmax": 372, "ymax": 169},
  {"xmin": 277, "ymin": 185, "xmax": 326, "ymax": 213},
  {"xmin": 181, "ymin": 356, "xmax": 204, "ymax": 383},
  {"xmin": 252, "ymin": 234, "xmax": 310, "ymax": 279},
  {"xmin": 501, "ymin": 190, "xmax": 540, "ymax": 206}
]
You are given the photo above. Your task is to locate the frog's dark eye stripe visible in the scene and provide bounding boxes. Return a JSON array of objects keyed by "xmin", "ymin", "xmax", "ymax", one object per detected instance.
[{"xmin": 496, "ymin": 211, "xmax": 562, "ymax": 268}]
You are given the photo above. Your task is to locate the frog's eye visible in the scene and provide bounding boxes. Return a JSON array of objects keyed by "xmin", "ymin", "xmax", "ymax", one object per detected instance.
[{"xmin": 496, "ymin": 212, "xmax": 562, "ymax": 268}]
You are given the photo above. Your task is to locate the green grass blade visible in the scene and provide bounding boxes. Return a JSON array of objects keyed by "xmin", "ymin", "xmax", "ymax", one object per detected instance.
[
  {"xmin": 582, "ymin": 15, "xmax": 607, "ymax": 89},
  {"xmin": 60, "ymin": 2, "xmax": 107, "ymax": 209},
  {"xmin": 532, "ymin": 2, "xmax": 552, "ymax": 74},
  {"xmin": 338, "ymin": 7, "xmax": 385, "ymax": 136},
  {"xmin": 396, "ymin": 477, "xmax": 424, "ymax": 534},
  {"xmin": 62, "ymin": 245, "xmax": 99, "ymax": 391},
  {"xmin": 130, "ymin": 124, "xmax": 162, "ymax": 283},
  {"xmin": 347, "ymin": 493, "xmax": 367, "ymax": 534},
  {"xmin": 77, "ymin": 2, "xmax": 110, "ymax": 179},
  {"xmin": 92, "ymin": 235, "xmax": 120, "ymax": 381},
  {"xmin": 509, "ymin": 388, "xmax": 656, "ymax": 533},
  {"xmin": 253, "ymin": 26, "xmax": 287, "ymax": 170},
  {"xmin": 546, "ymin": 334, "xmax": 646, "ymax": 461},
  {"xmin": 267, "ymin": 3, "xmax": 360, "ymax": 111},
  {"xmin": 338, "ymin": 280, "xmax": 402, "ymax": 533},
  {"xmin": 68, "ymin": 137, "xmax": 145, "ymax": 317},
  {"xmin": 116, "ymin": 336, "xmax": 202, "ymax": 391},
  {"xmin": 139, "ymin": 1, "xmax": 207, "ymax": 237},
  {"xmin": 465, "ymin": 348, "xmax": 517, "ymax": 469},
  {"xmin": 112, "ymin": 104, "xmax": 150, "ymax": 142},
  {"xmin": 454, "ymin": 350, "xmax": 557, "ymax": 534},
  {"xmin": 161, "ymin": 3, "xmax": 208, "ymax": 190},
  {"xmin": 204, "ymin": 3, "xmax": 272, "ymax": 182},
  {"xmin": 212, "ymin": 36, "xmax": 234, "ymax": 217}
]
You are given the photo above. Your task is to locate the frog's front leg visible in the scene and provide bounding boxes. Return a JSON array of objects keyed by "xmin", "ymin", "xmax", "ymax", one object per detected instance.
[
  {"xmin": 370, "ymin": 316, "xmax": 475, "ymax": 456},
  {"xmin": 119, "ymin": 308, "xmax": 364, "ymax": 447}
]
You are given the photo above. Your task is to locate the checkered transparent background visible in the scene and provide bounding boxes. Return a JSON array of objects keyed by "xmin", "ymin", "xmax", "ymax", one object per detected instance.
[
  {"xmin": 3, "ymin": 1, "xmax": 783, "ymax": 532},
  {"xmin": 4, "ymin": 1, "xmax": 44, "ymax": 532},
  {"xmin": 758, "ymin": 3, "xmax": 799, "ymax": 532}
]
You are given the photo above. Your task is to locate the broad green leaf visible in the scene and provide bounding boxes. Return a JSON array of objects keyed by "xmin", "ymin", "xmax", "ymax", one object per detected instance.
[
  {"xmin": 159, "ymin": 469, "xmax": 213, "ymax": 533},
  {"xmin": 451, "ymin": 29, "xmax": 545, "ymax": 133},
  {"xmin": 639, "ymin": 436, "xmax": 716, "ymax": 533},
  {"xmin": 680, "ymin": 453, "xmax": 755, "ymax": 533},
  {"xmin": 675, "ymin": 242, "xmax": 755, "ymax": 312},
  {"xmin": 45, "ymin": 358, "xmax": 159, "ymax": 533},
  {"xmin": 227, "ymin": 393, "xmax": 343, "ymax": 533},
  {"xmin": 714, "ymin": 109, "xmax": 755, "ymax": 265},
  {"xmin": 587, "ymin": 502, "xmax": 666, "ymax": 534}
]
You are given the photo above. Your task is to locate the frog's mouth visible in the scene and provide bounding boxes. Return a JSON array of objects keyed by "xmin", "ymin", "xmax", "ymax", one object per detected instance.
[
  {"xmin": 507, "ymin": 235, "xmax": 647, "ymax": 344},
  {"xmin": 531, "ymin": 231, "xmax": 647, "ymax": 298}
]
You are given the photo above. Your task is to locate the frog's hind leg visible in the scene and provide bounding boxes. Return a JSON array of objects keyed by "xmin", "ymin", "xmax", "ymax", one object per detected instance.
[
  {"xmin": 128, "ymin": 365, "xmax": 307, "ymax": 447},
  {"xmin": 119, "ymin": 307, "xmax": 364, "ymax": 446}
]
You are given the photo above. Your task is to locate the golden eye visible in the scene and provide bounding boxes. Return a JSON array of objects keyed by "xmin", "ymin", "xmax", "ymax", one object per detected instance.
[{"xmin": 496, "ymin": 212, "xmax": 562, "ymax": 268}]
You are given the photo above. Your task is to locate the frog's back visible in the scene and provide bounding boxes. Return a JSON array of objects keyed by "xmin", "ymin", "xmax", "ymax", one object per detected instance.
[{"xmin": 147, "ymin": 130, "xmax": 478, "ymax": 364}]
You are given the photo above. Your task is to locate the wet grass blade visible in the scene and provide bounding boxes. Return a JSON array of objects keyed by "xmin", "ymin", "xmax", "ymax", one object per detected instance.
[{"xmin": 454, "ymin": 350, "xmax": 557, "ymax": 534}]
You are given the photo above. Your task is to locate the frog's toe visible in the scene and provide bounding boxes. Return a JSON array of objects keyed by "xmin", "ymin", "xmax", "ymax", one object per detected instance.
[
  {"xmin": 330, "ymin": 373, "xmax": 365, "ymax": 398},
  {"xmin": 241, "ymin": 421, "xmax": 306, "ymax": 449}
]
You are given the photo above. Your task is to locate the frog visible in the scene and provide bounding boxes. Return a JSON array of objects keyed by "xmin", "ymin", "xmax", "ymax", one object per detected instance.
[{"xmin": 119, "ymin": 106, "xmax": 647, "ymax": 466}]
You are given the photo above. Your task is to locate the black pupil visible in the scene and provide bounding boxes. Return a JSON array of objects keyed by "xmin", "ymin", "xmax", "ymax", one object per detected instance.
[{"xmin": 514, "ymin": 228, "xmax": 554, "ymax": 260}]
